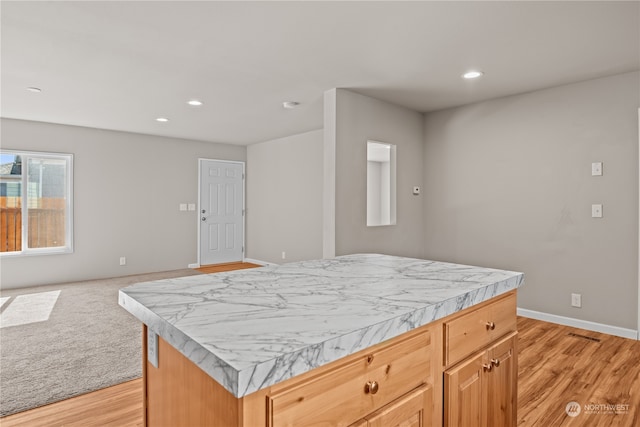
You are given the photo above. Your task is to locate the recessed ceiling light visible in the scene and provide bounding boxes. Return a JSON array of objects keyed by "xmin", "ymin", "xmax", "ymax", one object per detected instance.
[
  {"xmin": 282, "ymin": 101, "xmax": 300, "ymax": 109},
  {"xmin": 26, "ymin": 87, "xmax": 42, "ymax": 93},
  {"xmin": 462, "ymin": 71, "xmax": 484, "ymax": 79},
  {"xmin": 187, "ymin": 99, "xmax": 203, "ymax": 106},
  {"xmin": 155, "ymin": 117, "xmax": 169, "ymax": 122}
]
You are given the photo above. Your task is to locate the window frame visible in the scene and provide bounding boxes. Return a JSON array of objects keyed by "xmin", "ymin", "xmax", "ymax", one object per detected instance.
[{"xmin": 0, "ymin": 149, "xmax": 74, "ymax": 256}]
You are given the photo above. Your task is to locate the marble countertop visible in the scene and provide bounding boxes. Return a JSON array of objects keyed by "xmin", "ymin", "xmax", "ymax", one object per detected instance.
[{"xmin": 118, "ymin": 254, "xmax": 523, "ymax": 398}]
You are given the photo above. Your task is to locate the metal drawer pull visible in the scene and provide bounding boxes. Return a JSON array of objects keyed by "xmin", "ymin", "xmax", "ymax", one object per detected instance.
[
  {"xmin": 485, "ymin": 321, "xmax": 496, "ymax": 330},
  {"xmin": 483, "ymin": 363, "xmax": 493, "ymax": 372},
  {"xmin": 364, "ymin": 381, "xmax": 379, "ymax": 395},
  {"xmin": 491, "ymin": 358, "xmax": 500, "ymax": 367}
]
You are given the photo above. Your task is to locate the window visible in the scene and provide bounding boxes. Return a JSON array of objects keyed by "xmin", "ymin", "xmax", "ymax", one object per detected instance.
[{"xmin": 0, "ymin": 150, "xmax": 73, "ymax": 255}]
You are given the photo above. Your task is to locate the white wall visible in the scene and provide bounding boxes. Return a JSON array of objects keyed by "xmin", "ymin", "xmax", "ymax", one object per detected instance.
[
  {"xmin": 5, "ymin": 74, "xmax": 637, "ymax": 332},
  {"xmin": 326, "ymin": 89, "xmax": 425, "ymax": 258},
  {"xmin": 0, "ymin": 118, "xmax": 246, "ymax": 289},
  {"xmin": 367, "ymin": 161, "xmax": 382, "ymax": 225},
  {"xmin": 246, "ymin": 129, "xmax": 323, "ymax": 264},
  {"xmin": 422, "ymin": 71, "xmax": 639, "ymax": 330}
]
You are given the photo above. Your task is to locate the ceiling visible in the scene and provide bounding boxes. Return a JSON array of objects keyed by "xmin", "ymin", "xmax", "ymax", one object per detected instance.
[{"xmin": 1, "ymin": 1, "xmax": 638, "ymax": 146}]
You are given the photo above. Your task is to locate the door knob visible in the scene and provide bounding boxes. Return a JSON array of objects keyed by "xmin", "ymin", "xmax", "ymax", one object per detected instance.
[
  {"xmin": 202, "ymin": 209, "xmax": 206, "ymax": 214},
  {"xmin": 201, "ymin": 217, "xmax": 206, "ymax": 221}
]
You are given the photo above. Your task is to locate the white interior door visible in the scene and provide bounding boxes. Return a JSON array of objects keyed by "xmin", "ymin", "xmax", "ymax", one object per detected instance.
[{"xmin": 199, "ymin": 159, "xmax": 244, "ymax": 265}]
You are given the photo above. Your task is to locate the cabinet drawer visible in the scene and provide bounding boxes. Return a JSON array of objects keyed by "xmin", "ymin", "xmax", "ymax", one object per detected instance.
[
  {"xmin": 268, "ymin": 330, "xmax": 432, "ymax": 427},
  {"xmin": 444, "ymin": 292, "xmax": 516, "ymax": 366}
]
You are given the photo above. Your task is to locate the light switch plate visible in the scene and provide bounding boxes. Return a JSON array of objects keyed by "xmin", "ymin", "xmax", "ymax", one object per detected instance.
[
  {"xmin": 591, "ymin": 162, "xmax": 603, "ymax": 176},
  {"xmin": 147, "ymin": 329, "xmax": 158, "ymax": 368},
  {"xmin": 179, "ymin": 203, "xmax": 187, "ymax": 211},
  {"xmin": 591, "ymin": 204, "xmax": 603, "ymax": 218},
  {"xmin": 187, "ymin": 203, "xmax": 196, "ymax": 211}
]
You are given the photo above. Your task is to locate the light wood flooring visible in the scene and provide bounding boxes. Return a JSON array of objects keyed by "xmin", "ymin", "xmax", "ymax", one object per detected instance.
[
  {"xmin": 2, "ymin": 317, "xmax": 638, "ymax": 426},
  {"xmin": 517, "ymin": 317, "xmax": 639, "ymax": 426},
  {"xmin": 196, "ymin": 261, "xmax": 263, "ymax": 274},
  {"xmin": 0, "ymin": 379, "xmax": 143, "ymax": 427}
]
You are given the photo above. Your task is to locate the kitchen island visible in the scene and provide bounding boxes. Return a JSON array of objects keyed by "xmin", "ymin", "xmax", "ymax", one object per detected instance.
[{"xmin": 119, "ymin": 254, "xmax": 523, "ymax": 427}]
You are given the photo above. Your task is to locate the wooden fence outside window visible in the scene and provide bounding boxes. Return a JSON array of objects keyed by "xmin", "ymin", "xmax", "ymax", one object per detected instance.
[{"xmin": 0, "ymin": 197, "xmax": 66, "ymax": 252}]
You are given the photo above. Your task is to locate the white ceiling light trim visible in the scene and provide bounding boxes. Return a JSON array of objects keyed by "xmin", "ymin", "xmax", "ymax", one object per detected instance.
[
  {"xmin": 26, "ymin": 87, "xmax": 42, "ymax": 93},
  {"xmin": 187, "ymin": 99, "xmax": 203, "ymax": 106},
  {"xmin": 462, "ymin": 70, "xmax": 484, "ymax": 79},
  {"xmin": 155, "ymin": 117, "xmax": 169, "ymax": 122}
]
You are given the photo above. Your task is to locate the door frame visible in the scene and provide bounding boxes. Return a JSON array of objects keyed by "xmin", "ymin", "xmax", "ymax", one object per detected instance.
[{"xmin": 197, "ymin": 158, "xmax": 246, "ymax": 267}]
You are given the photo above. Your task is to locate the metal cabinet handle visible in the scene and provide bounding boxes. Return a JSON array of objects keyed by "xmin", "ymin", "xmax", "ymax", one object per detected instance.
[
  {"xmin": 364, "ymin": 381, "xmax": 379, "ymax": 395},
  {"xmin": 491, "ymin": 358, "xmax": 500, "ymax": 368},
  {"xmin": 483, "ymin": 363, "xmax": 493, "ymax": 372}
]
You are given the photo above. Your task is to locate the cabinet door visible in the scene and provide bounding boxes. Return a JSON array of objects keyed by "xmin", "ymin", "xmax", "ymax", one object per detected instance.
[
  {"xmin": 486, "ymin": 333, "xmax": 517, "ymax": 427},
  {"xmin": 444, "ymin": 351, "xmax": 485, "ymax": 427},
  {"xmin": 365, "ymin": 384, "xmax": 431, "ymax": 427},
  {"xmin": 444, "ymin": 332, "xmax": 518, "ymax": 427}
]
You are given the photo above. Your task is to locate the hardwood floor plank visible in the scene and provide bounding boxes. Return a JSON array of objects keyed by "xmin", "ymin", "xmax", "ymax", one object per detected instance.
[
  {"xmin": 196, "ymin": 262, "xmax": 262, "ymax": 274},
  {"xmin": 0, "ymin": 379, "xmax": 143, "ymax": 427},
  {"xmin": 517, "ymin": 317, "xmax": 640, "ymax": 427}
]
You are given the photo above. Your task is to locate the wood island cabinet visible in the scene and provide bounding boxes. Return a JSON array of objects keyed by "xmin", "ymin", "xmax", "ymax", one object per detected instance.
[
  {"xmin": 443, "ymin": 293, "xmax": 518, "ymax": 427},
  {"xmin": 142, "ymin": 290, "xmax": 517, "ymax": 427},
  {"xmin": 444, "ymin": 333, "xmax": 517, "ymax": 427}
]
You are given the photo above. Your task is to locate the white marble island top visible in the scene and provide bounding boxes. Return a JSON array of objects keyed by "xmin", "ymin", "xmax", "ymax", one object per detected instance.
[{"xmin": 118, "ymin": 254, "xmax": 523, "ymax": 398}]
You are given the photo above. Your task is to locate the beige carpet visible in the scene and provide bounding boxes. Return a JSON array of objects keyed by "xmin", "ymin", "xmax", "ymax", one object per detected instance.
[{"xmin": 0, "ymin": 269, "xmax": 202, "ymax": 417}]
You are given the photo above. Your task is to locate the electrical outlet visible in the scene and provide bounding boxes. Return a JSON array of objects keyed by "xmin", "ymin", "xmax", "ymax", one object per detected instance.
[
  {"xmin": 147, "ymin": 329, "xmax": 158, "ymax": 368},
  {"xmin": 571, "ymin": 293, "xmax": 582, "ymax": 308},
  {"xmin": 120, "ymin": 256, "xmax": 126, "ymax": 266},
  {"xmin": 281, "ymin": 251, "xmax": 286, "ymax": 260}
]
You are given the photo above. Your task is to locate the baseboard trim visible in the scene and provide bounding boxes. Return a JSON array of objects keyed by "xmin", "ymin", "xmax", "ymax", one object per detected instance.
[
  {"xmin": 243, "ymin": 258, "xmax": 278, "ymax": 266},
  {"xmin": 517, "ymin": 308, "xmax": 639, "ymax": 340},
  {"xmin": 187, "ymin": 263, "xmax": 199, "ymax": 269}
]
